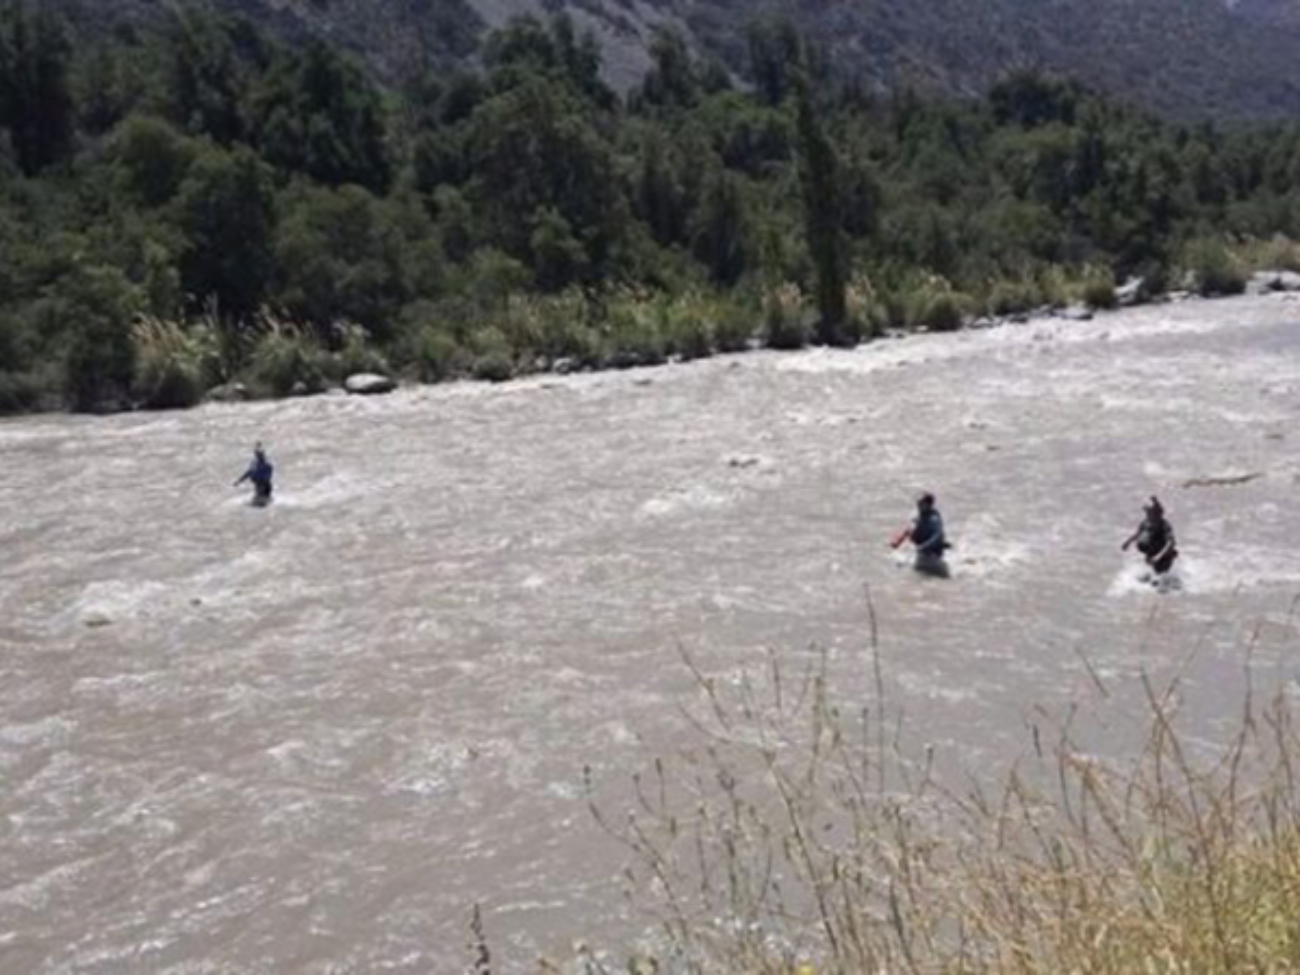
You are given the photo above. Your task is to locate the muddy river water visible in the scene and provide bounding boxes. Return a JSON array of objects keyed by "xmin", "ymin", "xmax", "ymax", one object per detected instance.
[{"xmin": 2, "ymin": 295, "xmax": 1300, "ymax": 970}]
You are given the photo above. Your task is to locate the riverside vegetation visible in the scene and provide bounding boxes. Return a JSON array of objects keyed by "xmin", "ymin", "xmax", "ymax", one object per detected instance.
[
  {"xmin": 4, "ymin": 4, "xmax": 1300, "ymax": 413},
  {"xmin": 509, "ymin": 631, "xmax": 1300, "ymax": 973}
]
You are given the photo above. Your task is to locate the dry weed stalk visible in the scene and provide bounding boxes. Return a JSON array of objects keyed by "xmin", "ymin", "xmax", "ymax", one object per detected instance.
[{"xmin": 587, "ymin": 600, "xmax": 1300, "ymax": 973}]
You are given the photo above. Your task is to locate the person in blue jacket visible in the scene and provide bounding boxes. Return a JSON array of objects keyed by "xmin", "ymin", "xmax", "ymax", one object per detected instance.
[
  {"xmin": 891, "ymin": 492, "xmax": 951, "ymax": 576},
  {"xmin": 234, "ymin": 443, "xmax": 274, "ymax": 506}
]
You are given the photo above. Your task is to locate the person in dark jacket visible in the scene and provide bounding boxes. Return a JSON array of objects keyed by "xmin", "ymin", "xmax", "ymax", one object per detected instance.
[
  {"xmin": 234, "ymin": 443, "xmax": 274, "ymax": 506},
  {"xmin": 891, "ymin": 492, "xmax": 951, "ymax": 576},
  {"xmin": 1122, "ymin": 496, "xmax": 1178, "ymax": 575}
]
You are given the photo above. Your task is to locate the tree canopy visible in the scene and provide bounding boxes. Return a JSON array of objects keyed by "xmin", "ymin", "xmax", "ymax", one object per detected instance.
[{"xmin": 1, "ymin": 4, "xmax": 1298, "ymax": 412}]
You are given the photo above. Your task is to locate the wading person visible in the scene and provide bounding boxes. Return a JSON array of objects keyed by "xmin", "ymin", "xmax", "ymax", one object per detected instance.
[
  {"xmin": 234, "ymin": 443, "xmax": 275, "ymax": 507},
  {"xmin": 1122, "ymin": 495, "xmax": 1178, "ymax": 577},
  {"xmin": 891, "ymin": 492, "xmax": 951, "ymax": 577}
]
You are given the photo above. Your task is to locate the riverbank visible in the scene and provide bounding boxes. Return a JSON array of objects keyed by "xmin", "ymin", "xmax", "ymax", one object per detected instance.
[{"xmin": 6, "ymin": 260, "xmax": 1300, "ymax": 420}]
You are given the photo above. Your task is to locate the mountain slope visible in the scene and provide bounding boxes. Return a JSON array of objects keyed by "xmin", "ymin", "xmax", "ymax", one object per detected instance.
[{"xmin": 57, "ymin": 0, "xmax": 1300, "ymax": 119}]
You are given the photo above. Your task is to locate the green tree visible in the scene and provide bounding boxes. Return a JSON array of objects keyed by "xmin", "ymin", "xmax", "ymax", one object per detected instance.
[
  {"xmin": 251, "ymin": 41, "xmax": 391, "ymax": 191},
  {"xmin": 747, "ymin": 18, "xmax": 802, "ymax": 108},
  {"xmin": 635, "ymin": 133, "xmax": 688, "ymax": 247},
  {"xmin": 794, "ymin": 75, "xmax": 848, "ymax": 343},
  {"xmin": 35, "ymin": 263, "xmax": 140, "ymax": 411},
  {"xmin": 163, "ymin": 10, "xmax": 262, "ymax": 144},
  {"xmin": 483, "ymin": 14, "xmax": 611, "ymax": 108},
  {"xmin": 0, "ymin": 1, "xmax": 74, "ymax": 175},
  {"xmin": 74, "ymin": 38, "xmax": 148, "ymax": 136},
  {"xmin": 996, "ymin": 125, "xmax": 1079, "ymax": 214},
  {"xmin": 108, "ymin": 115, "xmax": 198, "ymax": 208},
  {"xmin": 529, "ymin": 206, "xmax": 587, "ymax": 291},
  {"xmin": 465, "ymin": 75, "xmax": 623, "ymax": 276},
  {"xmin": 433, "ymin": 185, "xmax": 475, "ymax": 263},
  {"xmin": 273, "ymin": 182, "xmax": 413, "ymax": 339},
  {"xmin": 696, "ymin": 92, "xmax": 794, "ymax": 175},
  {"xmin": 840, "ymin": 151, "xmax": 883, "ymax": 239},
  {"xmin": 990, "ymin": 72, "xmax": 1082, "ymax": 129},
  {"xmin": 635, "ymin": 28, "xmax": 700, "ymax": 112},
  {"xmin": 175, "ymin": 145, "xmax": 276, "ymax": 320},
  {"xmin": 691, "ymin": 167, "xmax": 748, "ymax": 286},
  {"xmin": 412, "ymin": 127, "xmax": 469, "ymax": 193}
]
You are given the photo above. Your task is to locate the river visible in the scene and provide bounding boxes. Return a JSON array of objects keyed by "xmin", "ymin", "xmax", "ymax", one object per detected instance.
[{"xmin": 2, "ymin": 295, "xmax": 1299, "ymax": 970}]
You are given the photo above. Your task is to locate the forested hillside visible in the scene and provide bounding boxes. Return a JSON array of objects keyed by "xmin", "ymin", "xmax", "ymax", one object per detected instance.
[
  {"xmin": 50, "ymin": 0, "xmax": 1300, "ymax": 119},
  {"xmin": 3, "ymin": 4, "xmax": 1300, "ymax": 414}
]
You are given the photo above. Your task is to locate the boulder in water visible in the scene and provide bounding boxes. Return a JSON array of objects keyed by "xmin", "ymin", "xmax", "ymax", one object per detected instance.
[
  {"xmin": 344, "ymin": 373, "xmax": 397, "ymax": 396},
  {"xmin": 725, "ymin": 453, "xmax": 775, "ymax": 473},
  {"xmin": 1057, "ymin": 305, "xmax": 1094, "ymax": 322},
  {"xmin": 206, "ymin": 382, "xmax": 249, "ymax": 403},
  {"xmin": 1116, "ymin": 277, "xmax": 1146, "ymax": 306},
  {"xmin": 1247, "ymin": 270, "xmax": 1300, "ymax": 295}
]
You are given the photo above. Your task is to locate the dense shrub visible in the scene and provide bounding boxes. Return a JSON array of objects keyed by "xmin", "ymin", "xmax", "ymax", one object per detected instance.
[
  {"xmin": 327, "ymin": 323, "xmax": 391, "ymax": 380},
  {"xmin": 42, "ymin": 266, "xmax": 142, "ymax": 411},
  {"xmin": 1184, "ymin": 239, "xmax": 1247, "ymax": 296},
  {"xmin": 762, "ymin": 283, "xmax": 811, "ymax": 349},
  {"xmin": 845, "ymin": 277, "xmax": 881, "ymax": 340},
  {"xmin": 712, "ymin": 299, "xmax": 756, "ymax": 353},
  {"xmin": 469, "ymin": 327, "xmax": 515, "ymax": 382},
  {"xmin": 108, "ymin": 115, "xmax": 197, "ymax": 207},
  {"xmin": 0, "ymin": 372, "xmax": 45, "ymax": 414},
  {"xmin": 411, "ymin": 327, "xmax": 467, "ymax": 382},
  {"xmin": 659, "ymin": 294, "xmax": 715, "ymax": 361},
  {"xmin": 536, "ymin": 291, "xmax": 603, "ymax": 367},
  {"xmin": 134, "ymin": 354, "xmax": 204, "ymax": 409},
  {"xmin": 914, "ymin": 289, "xmax": 966, "ymax": 332},
  {"xmin": 131, "ymin": 318, "xmax": 206, "ymax": 409},
  {"xmin": 1242, "ymin": 235, "xmax": 1300, "ymax": 273},
  {"xmin": 244, "ymin": 326, "xmax": 330, "ymax": 397},
  {"xmin": 605, "ymin": 296, "xmax": 668, "ymax": 367},
  {"xmin": 1081, "ymin": 267, "xmax": 1119, "ymax": 309},
  {"xmin": 1036, "ymin": 265, "xmax": 1074, "ymax": 308},
  {"xmin": 65, "ymin": 323, "xmax": 136, "ymax": 411},
  {"xmin": 987, "ymin": 278, "xmax": 1042, "ymax": 316}
]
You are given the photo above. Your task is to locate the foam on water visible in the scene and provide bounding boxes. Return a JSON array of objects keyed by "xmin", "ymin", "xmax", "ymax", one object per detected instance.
[
  {"xmin": 638, "ymin": 485, "xmax": 732, "ymax": 519},
  {"xmin": 946, "ymin": 515, "xmax": 1034, "ymax": 582},
  {"xmin": 67, "ymin": 579, "xmax": 175, "ymax": 626},
  {"xmin": 1178, "ymin": 549, "xmax": 1300, "ymax": 595},
  {"xmin": 264, "ymin": 471, "xmax": 371, "ymax": 510},
  {"xmin": 1108, "ymin": 563, "xmax": 1184, "ymax": 597}
]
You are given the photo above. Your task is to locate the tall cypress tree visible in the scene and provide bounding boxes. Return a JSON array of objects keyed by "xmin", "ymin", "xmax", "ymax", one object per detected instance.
[
  {"xmin": 0, "ymin": 1, "xmax": 74, "ymax": 175},
  {"xmin": 794, "ymin": 72, "xmax": 849, "ymax": 344}
]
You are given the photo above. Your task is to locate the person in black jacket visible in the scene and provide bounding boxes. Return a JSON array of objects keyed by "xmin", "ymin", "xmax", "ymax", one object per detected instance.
[
  {"xmin": 1122, "ymin": 496, "xmax": 1178, "ymax": 575},
  {"xmin": 892, "ymin": 492, "xmax": 951, "ymax": 576}
]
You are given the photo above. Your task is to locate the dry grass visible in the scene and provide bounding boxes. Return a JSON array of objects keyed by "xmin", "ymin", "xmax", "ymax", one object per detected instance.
[
  {"xmin": 555, "ymin": 594, "xmax": 1300, "ymax": 974},
  {"xmin": 1232, "ymin": 236, "xmax": 1300, "ymax": 275},
  {"xmin": 764, "ymin": 283, "xmax": 812, "ymax": 349},
  {"xmin": 130, "ymin": 315, "xmax": 211, "ymax": 408}
]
